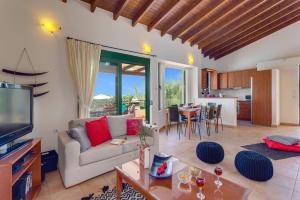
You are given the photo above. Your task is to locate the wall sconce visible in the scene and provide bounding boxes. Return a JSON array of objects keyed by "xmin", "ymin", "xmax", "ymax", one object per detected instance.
[
  {"xmin": 40, "ymin": 19, "xmax": 61, "ymax": 34},
  {"xmin": 188, "ymin": 54, "xmax": 195, "ymax": 65},
  {"xmin": 143, "ymin": 43, "xmax": 152, "ymax": 54}
]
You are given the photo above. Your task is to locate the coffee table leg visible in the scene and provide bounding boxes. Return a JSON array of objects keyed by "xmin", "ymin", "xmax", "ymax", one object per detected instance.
[{"xmin": 116, "ymin": 171, "xmax": 122, "ymax": 200}]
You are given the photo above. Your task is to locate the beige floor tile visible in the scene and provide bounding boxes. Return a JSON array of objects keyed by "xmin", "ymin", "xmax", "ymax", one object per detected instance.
[{"xmin": 38, "ymin": 125, "xmax": 300, "ymax": 200}]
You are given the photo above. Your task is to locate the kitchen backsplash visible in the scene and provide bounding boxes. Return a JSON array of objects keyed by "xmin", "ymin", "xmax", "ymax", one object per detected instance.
[{"xmin": 211, "ymin": 88, "xmax": 251, "ymax": 100}]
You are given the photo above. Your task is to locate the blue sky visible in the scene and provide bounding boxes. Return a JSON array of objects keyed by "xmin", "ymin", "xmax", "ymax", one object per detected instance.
[{"xmin": 94, "ymin": 67, "xmax": 183, "ymax": 96}]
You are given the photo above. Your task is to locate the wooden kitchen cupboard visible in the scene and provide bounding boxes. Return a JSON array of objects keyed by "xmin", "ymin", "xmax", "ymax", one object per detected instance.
[
  {"xmin": 228, "ymin": 71, "xmax": 242, "ymax": 88},
  {"xmin": 241, "ymin": 69, "xmax": 256, "ymax": 88},
  {"xmin": 252, "ymin": 70, "xmax": 272, "ymax": 126},
  {"xmin": 201, "ymin": 68, "xmax": 217, "ymax": 90},
  {"xmin": 218, "ymin": 73, "xmax": 228, "ymax": 89}
]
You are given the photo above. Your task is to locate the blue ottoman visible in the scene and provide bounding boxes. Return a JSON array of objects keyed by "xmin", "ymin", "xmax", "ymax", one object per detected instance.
[
  {"xmin": 235, "ymin": 151, "xmax": 273, "ymax": 181},
  {"xmin": 196, "ymin": 142, "xmax": 224, "ymax": 164}
]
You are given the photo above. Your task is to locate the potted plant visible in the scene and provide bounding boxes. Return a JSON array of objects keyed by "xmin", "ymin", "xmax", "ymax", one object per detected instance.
[{"xmin": 138, "ymin": 124, "xmax": 151, "ymax": 168}]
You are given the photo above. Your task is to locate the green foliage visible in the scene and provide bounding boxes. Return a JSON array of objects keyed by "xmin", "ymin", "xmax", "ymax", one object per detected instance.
[{"xmin": 164, "ymin": 80, "xmax": 183, "ymax": 107}]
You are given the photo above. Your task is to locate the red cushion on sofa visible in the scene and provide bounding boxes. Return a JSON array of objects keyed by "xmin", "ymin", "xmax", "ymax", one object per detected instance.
[
  {"xmin": 85, "ymin": 116, "xmax": 112, "ymax": 146},
  {"xmin": 127, "ymin": 118, "xmax": 143, "ymax": 135},
  {"xmin": 263, "ymin": 138, "xmax": 300, "ymax": 152}
]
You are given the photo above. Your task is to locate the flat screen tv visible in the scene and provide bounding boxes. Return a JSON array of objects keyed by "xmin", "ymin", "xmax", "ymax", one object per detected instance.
[{"xmin": 0, "ymin": 82, "xmax": 33, "ymax": 147}]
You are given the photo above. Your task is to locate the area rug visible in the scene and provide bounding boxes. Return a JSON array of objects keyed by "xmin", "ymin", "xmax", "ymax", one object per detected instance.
[
  {"xmin": 241, "ymin": 143, "xmax": 300, "ymax": 160},
  {"xmin": 82, "ymin": 183, "xmax": 145, "ymax": 200}
]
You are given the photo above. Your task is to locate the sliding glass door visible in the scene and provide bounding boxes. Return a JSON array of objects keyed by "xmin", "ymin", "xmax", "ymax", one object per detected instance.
[{"xmin": 90, "ymin": 50, "xmax": 150, "ymax": 121}]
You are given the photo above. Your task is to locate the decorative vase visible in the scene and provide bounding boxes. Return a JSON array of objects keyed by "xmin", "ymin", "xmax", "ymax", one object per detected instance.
[{"xmin": 139, "ymin": 145, "xmax": 150, "ymax": 168}]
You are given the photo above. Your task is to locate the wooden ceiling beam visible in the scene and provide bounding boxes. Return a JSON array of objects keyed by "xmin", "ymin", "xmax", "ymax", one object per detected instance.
[
  {"xmin": 147, "ymin": 0, "xmax": 180, "ymax": 32},
  {"xmin": 181, "ymin": 0, "xmax": 244, "ymax": 44},
  {"xmin": 189, "ymin": 0, "xmax": 263, "ymax": 46},
  {"xmin": 171, "ymin": 0, "xmax": 224, "ymax": 41},
  {"xmin": 160, "ymin": 0, "xmax": 203, "ymax": 37},
  {"xmin": 214, "ymin": 12, "xmax": 300, "ymax": 59},
  {"xmin": 199, "ymin": 0, "xmax": 293, "ymax": 53},
  {"xmin": 208, "ymin": 2, "xmax": 300, "ymax": 58},
  {"xmin": 132, "ymin": 0, "xmax": 154, "ymax": 27},
  {"xmin": 62, "ymin": 0, "xmax": 67, "ymax": 2},
  {"xmin": 113, "ymin": 0, "xmax": 130, "ymax": 20},
  {"xmin": 90, "ymin": 0, "xmax": 99, "ymax": 13}
]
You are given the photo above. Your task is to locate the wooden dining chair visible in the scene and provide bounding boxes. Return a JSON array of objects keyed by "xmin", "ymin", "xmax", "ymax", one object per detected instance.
[
  {"xmin": 205, "ymin": 106, "xmax": 216, "ymax": 136},
  {"xmin": 168, "ymin": 105, "xmax": 187, "ymax": 139},
  {"xmin": 215, "ymin": 104, "xmax": 223, "ymax": 133}
]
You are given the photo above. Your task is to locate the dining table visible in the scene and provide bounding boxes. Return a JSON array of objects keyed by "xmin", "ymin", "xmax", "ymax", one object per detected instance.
[{"xmin": 165, "ymin": 107, "xmax": 201, "ymax": 140}]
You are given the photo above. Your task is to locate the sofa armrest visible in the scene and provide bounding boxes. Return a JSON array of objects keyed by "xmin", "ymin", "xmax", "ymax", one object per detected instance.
[{"xmin": 58, "ymin": 132, "xmax": 80, "ymax": 170}]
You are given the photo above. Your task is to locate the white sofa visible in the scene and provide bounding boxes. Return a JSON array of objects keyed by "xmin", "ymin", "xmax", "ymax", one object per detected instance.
[{"xmin": 58, "ymin": 115, "xmax": 159, "ymax": 188}]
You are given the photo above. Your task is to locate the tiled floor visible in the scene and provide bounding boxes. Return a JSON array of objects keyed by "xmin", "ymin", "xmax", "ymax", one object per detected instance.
[{"xmin": 37, "ymin": 124, "xmax": 300, "ymax": 200}]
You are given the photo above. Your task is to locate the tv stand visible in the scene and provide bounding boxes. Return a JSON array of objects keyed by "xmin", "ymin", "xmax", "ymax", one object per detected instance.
[
  {"xmin": 0, "ymin": 139, "xmax": 41, "ymax": 200},
  {"xmin": 0, "ymin": 139, "xmax": 33, "ymax": 160}
]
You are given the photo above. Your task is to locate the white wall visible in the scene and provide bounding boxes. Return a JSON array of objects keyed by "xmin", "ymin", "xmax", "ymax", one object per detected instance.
[
  {"xmin": 0, "ymin": 0, "xmax": 206, "ymax": 151},
  {"xmin": 257, "ymin": 58, "xmax": 300, "ymax": 125}
]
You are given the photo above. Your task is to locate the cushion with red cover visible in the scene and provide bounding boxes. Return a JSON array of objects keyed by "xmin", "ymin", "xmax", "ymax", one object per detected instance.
[
  {"xmin": 263, "ymin": 138, "xmax": 300, "ymax": 152},
  {"xmin": 127, "ymin": 118, "xmax": 143, "ymax": 135},
  {"xmin": 85, "ymin": 116, "xmax": 112, "ymax": 146}
]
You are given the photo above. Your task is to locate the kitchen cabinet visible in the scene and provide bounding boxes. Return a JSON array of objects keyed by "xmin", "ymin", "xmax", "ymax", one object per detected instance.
[
  {"xmin": 227, "ymin": 69, "xmax": 256, "ymax": 89},
  {"xmin": 252, "ymin": 70, "xmax": 272, "ymax": 126},
  {"xmin": 228, "ymin": 71, "xmax": 242, "ymax": 88},
  {"xmin": 241, "ymin": 69, "xmax": 256, "ymax": 88},
  {"xmin": 201, "ymin": 69, "xmax": 208, "ymax": 89},
  {"xmin": 218, "ymin": 73, "xmax": 228, "ymax": 89},
  {"xmin": 201, "ymin": 68, "xmax": 217, "ymax": 90},
  {"xmin": 211, "ymin": 70, "xmax": 218, "ymax": 90},
  {"xmin": 237, "ymin": 101, "xmax": 251, "ymax": 121}
]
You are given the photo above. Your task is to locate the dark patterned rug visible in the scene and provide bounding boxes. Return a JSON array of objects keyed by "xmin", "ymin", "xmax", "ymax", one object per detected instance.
[
  {"xmin": 242, "ymin": 143, "xmax": 300, "ymax": 160},
  {"xmin": 82, "ymin": 183, "xmax": 145, "ymax": 200}
]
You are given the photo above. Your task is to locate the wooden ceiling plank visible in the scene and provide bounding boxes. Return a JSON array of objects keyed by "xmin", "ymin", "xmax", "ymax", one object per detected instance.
[
  {"xmin": 161, "ymin": 0, "xmax": 203, "ymax": 36},
  {"xmin": 189, "ymin": 0, "xmax": 264, "ymax": 46},
  {"xmin": 181, "ymin": 0, "xmax": 244, "ymax": 44},
  {"xmin": 132, "ymin": 0, "xmax": 155, "ymax": 27},
  {"xmin": 113, "ymin": 0, "xmax": 130, "ymax": 20},
  {"xmin": 90, "ymin": 0, "xmax": 99, "ymax": 13},
  {"xmin": 171, "ymin": 0, "xmax": 224, "ymax": 41},
  {"xmin": 214, "ymin": 12, "xmax": 300, "ymax": 59},
  {"xmin": 122, "ymin": 64, "xmax": 136, "ymax": 71},
  {"xmin": 209, "ymin": 2, "xmax": 300, "ymax": 58},
  {"xmin": 148, "ymin": 0, "xmax": 180, "ymax": 32},
  {"xmin": 198, "ymin": 0, "xmax": 288, "ymax": 52}
]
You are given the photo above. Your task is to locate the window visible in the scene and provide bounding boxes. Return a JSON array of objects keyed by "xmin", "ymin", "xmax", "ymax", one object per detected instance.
[
  {"xmin": 158, "ymin": 65, "xmax": 186, "ymax": 109},
  {"xmin": 90, "ymin": 50, "xmax": 150, "ymax": 120}
]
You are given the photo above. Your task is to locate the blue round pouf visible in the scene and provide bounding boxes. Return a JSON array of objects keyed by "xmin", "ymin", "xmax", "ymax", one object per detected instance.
[
  {"xmin": 196, "ymin": 142, "xmax": 224, "ymax": 164},
  {"xmin": 235, "ymin": 151, "xmax": 273, "ymax": 181}
]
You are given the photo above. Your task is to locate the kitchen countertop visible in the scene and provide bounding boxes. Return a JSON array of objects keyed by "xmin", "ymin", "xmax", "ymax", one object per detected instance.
[{"xmin": 198, "ymin": 97, "xmax": 238, "ymax": 99}]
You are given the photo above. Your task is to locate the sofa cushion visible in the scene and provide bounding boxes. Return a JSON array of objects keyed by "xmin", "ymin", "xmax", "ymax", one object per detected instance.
[
  {"xmin": 79, "ymin": 140, "xmax": 123, "ymax": 165},
  {"xmin": 67, "ymin": 126, "xmax": 91, "ymax": 152},
  {"xmin": 69, "ymin": 117, "xmax": 97, "ymax": 129},
  {"xmin": 127, "ymin": 118, "xmax": 143, "ymax": 135},
  {"xmin": 85, "ymin": 116, "xmax": 112, "ymax": 146},
  {"xmin": 107, "ymin": 115, "xmax": 133, "ymax": 138},
  {"xmin": 267, "ymin": 135, "xmax": 300, "ymax": 145},
  {"xmin": 116, "ymin": 135, "xmax": 154, "ymax": 154}
]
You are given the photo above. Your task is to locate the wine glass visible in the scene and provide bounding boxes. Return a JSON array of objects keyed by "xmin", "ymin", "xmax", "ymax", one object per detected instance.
[
  {"xmin": 214, "ymin": 166, "xmax": 223, "ymax": 188},
  {"xmin": 196, "ymin": 177, "xmax": 206, "ymax": 200}
]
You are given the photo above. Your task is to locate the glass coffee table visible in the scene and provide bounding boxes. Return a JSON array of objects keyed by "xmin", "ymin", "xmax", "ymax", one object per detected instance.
[{"xmin": 115, "ymin": 158, "xmax": 251, "ymax": 200}]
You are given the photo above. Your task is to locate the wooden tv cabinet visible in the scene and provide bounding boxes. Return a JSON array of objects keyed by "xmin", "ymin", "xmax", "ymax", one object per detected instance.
[{"xmin": 0, "ymin": 139, "xmax": 41, "ymax": 200}]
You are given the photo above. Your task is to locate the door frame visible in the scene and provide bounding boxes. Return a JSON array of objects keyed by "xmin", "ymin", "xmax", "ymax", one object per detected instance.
[{"xmin": 100, "ymin": 50, "xmax": 151, "ymax": 121}]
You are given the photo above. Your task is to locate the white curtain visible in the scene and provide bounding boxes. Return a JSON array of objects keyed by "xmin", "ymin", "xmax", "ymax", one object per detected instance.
[{"xmin": 66, "ymin": 38, "xmax": 101, "ymax": 118}]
